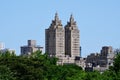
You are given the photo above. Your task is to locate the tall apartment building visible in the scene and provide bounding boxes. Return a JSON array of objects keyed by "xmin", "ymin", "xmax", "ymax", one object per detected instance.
[
  {"xmin": 65, "ymin": 14, "xmax": 80, "ymax": 57},
  {"xmin": 45, "ymin": 13, "xmax": 65, "ymax": 57},
  {"xmin": 21, "ymin": 40, "xmax": 43, "ymax": 55},
  {"xmin": 45, "ymin": 13, "xmax": 80, "ymax": 58}
]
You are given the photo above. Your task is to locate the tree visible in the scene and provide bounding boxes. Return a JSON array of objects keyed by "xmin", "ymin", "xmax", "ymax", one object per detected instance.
[
  {"xmin": 0, "ymin": 66, "xmax": 15, "ymax": 80},
  {"xmin": 111, "ymin": 53, "xmax": 120, "ymax": 73}
]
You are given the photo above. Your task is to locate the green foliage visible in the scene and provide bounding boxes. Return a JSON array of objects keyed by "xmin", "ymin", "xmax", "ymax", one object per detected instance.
[
  {"xmin": 0, "ymin": 50, "xmax": 16, "ymax": 58},
  {"xmin": 106, "ymin": 53, "xmax": 120, "ymax": 80},
  {"xmin": 0, "ymin": 65, "xmax": 16, "ymax": 80},
  {"xmin": 112, "ymin": 53, "xmax": 120, "ymax": 73},
  {"xmin": 0, "ymin": 51, "xmax": 120, "ymax": 80}
]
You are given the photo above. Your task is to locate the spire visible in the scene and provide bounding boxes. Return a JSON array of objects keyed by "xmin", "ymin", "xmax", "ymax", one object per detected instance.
[
  {"xmin": 70, "ymin": 14, "xmax": 74, "ymax": 23},
  {"xmin": 55, "ymin": 12, "xmax": 59, "ymax": 22},
  {"xmin": 54, "ymin": 12, "xmax": 62, "ymax": 26},
  {"xmin": 49, "ymin": 12, "xmax": 62, "ymax": 29},
  {"xmin": 65, "ymin": 14, "xmax": 77, "ymax": 29}
]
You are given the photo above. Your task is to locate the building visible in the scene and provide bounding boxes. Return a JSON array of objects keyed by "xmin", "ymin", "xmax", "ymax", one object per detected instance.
[
  {"xmin": 101, "ymin": 46, "xmax": 115, "ymax": 67},
  {"xmin": 101, "ymin": 46, "xmax": 113, "ymax": 56},
  {"xmin": 45, "ymin": 13, "xmax": 65, "ymax": 57},
  {"xmin": 57, "ymin": 55, "xmax": 75, "ymax": 65},
  {"xmin": 0, "ymin": 42, "xmax": 15, "ymax": 54},
  {"xmin": 75, "ymin": 57, "xmax": 86, "ymax": 70},
  {"xmin": 45, "ymin": 13, "xmax": 82, "ymax": 67},
  {"xmin": 45, "ymin": 13, "xmax": 80, "ymax": 57},
  {"xmin": 86, "ymin": 46, "xmax": 115, "ymax": 72},
  {"xmin": 0, "ymin": 42, "xmax": 4, "ymax": 50},
  {"xmin": 65, "ymin": 14, "xmax": 80, "ymax": 57},
  {"xmin": 0, "ymin": 48, "xmax": 15, "ymax": 54},
  {"xmin": 21, "ymin": 40, "xmax": 43, "ymax": 55}
]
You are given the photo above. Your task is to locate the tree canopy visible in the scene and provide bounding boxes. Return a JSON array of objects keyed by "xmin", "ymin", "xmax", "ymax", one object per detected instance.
[{"xmin": 0, "ymin": 51, "xmax": 120, "ymax": 80}]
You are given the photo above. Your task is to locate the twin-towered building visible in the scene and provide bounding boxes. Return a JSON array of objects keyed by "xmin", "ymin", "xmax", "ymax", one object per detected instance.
[
  {"xmin": 45, "ymin": 13, "xmax": 80, "ymax": 58},
  {"xmin": 20, "ymin": 13, "xmax": 115, "ymax": 71},
  {"xmin": 20, "ymin": 13, "xmax": 80, "ymax": 58},
  {"xmin": 20, "ymin": 13, "xmax": 81, "ymax": 65}
]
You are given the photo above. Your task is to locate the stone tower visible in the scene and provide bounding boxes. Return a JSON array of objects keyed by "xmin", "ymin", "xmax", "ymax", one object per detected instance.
[
  {"xmin": 45, "ymin": 13, "xmax": 65, "ymax": 57},
  {"xmin": 65, "ymin": 14, "xmax": 80, "ymax": 57}
]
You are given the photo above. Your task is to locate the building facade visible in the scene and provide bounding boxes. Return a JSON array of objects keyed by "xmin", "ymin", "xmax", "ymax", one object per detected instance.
[
  {"xmin": 45, "ymin": 13, "xmax": 80, "ymax": 58},
  {"xmin": 45, "ymin": 13, "xmax": 65, "ymax": 57},
  {"xmin": 45, "ymin": 13, "xmax": 82, "ymax": 67},
  {"xmin": 86, "ymin": 46, "xmax": 115, "ymax": 72},
  {"xmin": 65, "ymin": 14, "xmax": 80, "ymax": 57},
  {"xmin": 21, "ymin": 40, "xmax": 43, "ymax": 55}
]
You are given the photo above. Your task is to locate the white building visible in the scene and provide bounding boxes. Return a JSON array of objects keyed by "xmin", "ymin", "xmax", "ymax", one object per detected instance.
[
  {"xmin": 0, "ymin": 48, "xmax": 15, "ymax": 54},
  {"xmin": 0, "ymin": 42, "xmax": 5, "ymax": 50},
  {"xmin": 0, "ymin": 42, "xmax": 15, "ymax": 54}
]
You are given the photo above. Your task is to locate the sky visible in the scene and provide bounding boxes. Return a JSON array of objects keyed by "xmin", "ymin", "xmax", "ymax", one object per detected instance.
[{"xmin": 0, "ymin": 0, "xmax": 120, "ymax": 57}]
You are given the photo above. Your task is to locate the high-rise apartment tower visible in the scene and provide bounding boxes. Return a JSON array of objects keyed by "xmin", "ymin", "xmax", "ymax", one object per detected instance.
[
  {"xmin": 45, "ymin": 13, "xmax": 65, "ymax": 57},
  {"xmin": 65, "ymin": 14, "xmax": 80, "ymax": 57},
  {"xmin": 45, "ymin": 13, "xmax": 80, "ymax": 57}
]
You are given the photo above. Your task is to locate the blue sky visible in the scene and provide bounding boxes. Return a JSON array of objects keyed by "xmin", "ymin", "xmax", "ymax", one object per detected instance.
[{"xmin": 0, "ymin": 0, "xmax": 120, "ymax": 57}]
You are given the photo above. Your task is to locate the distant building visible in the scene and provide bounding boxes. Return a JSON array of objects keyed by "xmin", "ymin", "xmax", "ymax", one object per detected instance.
[
  {"xmin": 101, "ymin": 46, "xmax": 113, "ymax": 56},
  {"xmin": 80, "ymin": 46, "xmax": 82, "ymax": 57},
  {"xmin": 65, "ymin": 14, "xmax": 80, "ymax": 57},
  {"xmin": 0, "ymin": 42, "xmax": 15, "ymax": 54},
  {"xmin": 0, "ymin": 48, "xmax": 15, "ymax": 54},
  {"xmin": 21, "ymin": 40, "xmax": 43, "ymax": 55},
  {"xmin": 86, "ymin": 46, "xmax": 115, "ymax": 72},
  {"xmin": 75, "ymin": 57, "xmax": 86, "ymax": 70},
  {"xmin": 0, "ymin": 42, "xmax": 4, "ymax": 50},
  {"xmin": 45, "ymin": 13, "xmax": 65, "ymax": 57},
  {"xmin": 45, "ymin": 13, "xmax": 80, "ymax": 57},
  {"xmin": 45, "ymin": 13, "xmax": 82, "ymax": 68}
]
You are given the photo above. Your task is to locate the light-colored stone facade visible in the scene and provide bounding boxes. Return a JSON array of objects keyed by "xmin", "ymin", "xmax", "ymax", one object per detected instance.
[
  {"xmin": 45, "ymin": 13, "xmax": 65, "ymax": 57},
  {"xmin": 45, "ymin": 13, "xmax": 80, "ymax": 58},
  {"xmin": 21, "ymin": 40, "xmax": 43, "ymax": 55},
  {"xmin": 45, "ymin": 13, "xmax": 82, "ymax": 67},
  {"xmin": 57, "ymin": 55, "xmax": 75, "ymax": 65},
  {"xmin": 65, "ymin": 14, "xmax": 80, "ymax": 57}
]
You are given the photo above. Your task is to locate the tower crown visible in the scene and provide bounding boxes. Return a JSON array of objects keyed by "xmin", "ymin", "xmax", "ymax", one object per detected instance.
[
  {"xmin": 69, "ymin": 14, "xmax": 76, "ymax": 25},
  {"xmin": 49, "ymin": 13, "xmax": 63, "ymax": 29},
  {"xmin": 54, "ymin": 12, "xmax": 59, "ymax": 22},
  {"xmin": 65, "ymin": 14, "xmax": 77, "ymax": 30},
  {"xmin": 70, "ymin": 14, "xmax": 74, "ymax": 23}
]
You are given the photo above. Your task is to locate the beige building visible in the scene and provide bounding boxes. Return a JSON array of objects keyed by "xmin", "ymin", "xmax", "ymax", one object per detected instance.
[
  {"xmin": 65, "ymin": 14, "xmax": 80, "ymax": 57},
  {"xmin": 21, "ymin": 40, "xmax": 43, "ymax": 55},
  {"xmin": 45, "ymin": 13, "xmax": 80, "ymax": 58},
  {"xmin": 45, "ymin": 13, "xmax": 65, "ymax": 57},
  {"xmin": 45, "ymin": 13, "xmax": 82, "ymax": 67}
]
